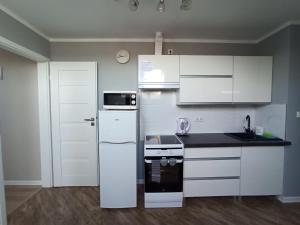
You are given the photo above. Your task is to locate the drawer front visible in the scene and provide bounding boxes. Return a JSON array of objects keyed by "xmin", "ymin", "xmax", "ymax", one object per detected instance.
[
  {"xmin": 184, "ymin": 159, "xmax": 240, "ymax": 178},
  {"xmin": 184, "ymin": 179, "xmax": 240, "ymax": 197},
  {"xmin": 180, "ymin": 55, "xmax": 233, "ymax": 76},
  {"xmin": 184, "ymin": 147, "xmax": 241, "ymax": 159},
  {"xmin": 179, "ymin": 77, "xmax": 233, "ymax": 103}
]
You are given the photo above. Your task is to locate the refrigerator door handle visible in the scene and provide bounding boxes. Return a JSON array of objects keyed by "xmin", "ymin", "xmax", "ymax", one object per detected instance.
[{"xmin": 100, "ymin": 141, "xmax": 136, "ymax": 144}]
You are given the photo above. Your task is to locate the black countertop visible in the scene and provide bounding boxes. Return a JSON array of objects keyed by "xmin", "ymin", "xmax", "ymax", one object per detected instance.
[{"xmin": 177, "ymin": 133, "xmax": 291, "ymax": 148}]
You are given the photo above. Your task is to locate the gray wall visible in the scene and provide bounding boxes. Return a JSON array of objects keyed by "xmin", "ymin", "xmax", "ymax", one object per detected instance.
[
  {"xmin": 51, "ymin": 41, "xmax": 258, "ymax": 180},
  {"xmin": 0, "ymin": 9, "xmax": 50, "ymax": 58},
  {"xmin": 50, "ymin": 42, "xmax": 258, "ymax": 107},
  {"xmin": 284, "ymin": 26, "xmax": 300, "ymax": 196},
  {"xmin": 257, "ymin": 27, "xmax": 291, "ymax": 104},
  {"xmin": 0, "ymin": 48, "xmax": 41, "ymax": 181},
  {"xmin": 258, "ymin": 25, "xmax": 300, "ymax": 197}
]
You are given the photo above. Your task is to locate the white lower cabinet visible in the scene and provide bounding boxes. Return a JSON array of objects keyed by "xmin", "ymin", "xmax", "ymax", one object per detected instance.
[
  {"xmin": 183, "ymin": 147, "xmax": 241, "ymax": 198},
  {"xmin": 240, "ymin": 146, "xmax": 284, "ymax": 196},
  {"xmin": 184, "ymin": 146, "xmax": 284, "ymax": 198}
]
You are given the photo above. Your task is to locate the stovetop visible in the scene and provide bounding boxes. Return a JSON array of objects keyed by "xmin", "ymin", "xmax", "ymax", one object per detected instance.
[
  {"xmin": 144, "ymin": 135, "xmax": 184, "ymax": 157},
  {"xmin": 145, "ymin": 135, "xmax": 182, "ymax": 146}
]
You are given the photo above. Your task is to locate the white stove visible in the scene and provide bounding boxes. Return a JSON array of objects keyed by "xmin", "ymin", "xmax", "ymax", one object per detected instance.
[
  {"xmin": 144, "ymin": 135, "xmax": 184, "ymax": 157},
  {"xmin": 144, "ymin": 135, "xmax": 184, "ymax": 208}
]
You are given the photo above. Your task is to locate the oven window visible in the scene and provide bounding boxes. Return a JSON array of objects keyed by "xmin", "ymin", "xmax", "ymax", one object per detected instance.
[
  {"xmin": 104, "ymin": 94, "xmax": 131, "ymax": 105},
  {"xmin": 145, "ymin": 157, "xmax": 183, "ymax": 193}
]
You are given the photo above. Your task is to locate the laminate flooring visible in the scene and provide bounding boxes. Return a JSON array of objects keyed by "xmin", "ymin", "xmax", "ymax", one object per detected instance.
[
  {"xmin": 5, "ymin": 186, "xmax": 41, "ymax": 215},
  {"xmin": 7, "ymin": 186, "xmax": 300, "ymax": 225}
]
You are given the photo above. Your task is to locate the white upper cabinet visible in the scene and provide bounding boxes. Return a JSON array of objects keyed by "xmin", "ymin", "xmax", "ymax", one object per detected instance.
[
  {"xmin": 178, "ymin": 55, "xmax": 233, "ymax": 103},
  {"xmin": 138, "ymin": 55, "xmax": 179, "ymax": 89},
  {"xmin": 180, "ymin": 55, "xmax": 233, "ymax": 76},
  {"xmin": 233, "ymin": 56, "xmax": 273, "ymax": 103}
]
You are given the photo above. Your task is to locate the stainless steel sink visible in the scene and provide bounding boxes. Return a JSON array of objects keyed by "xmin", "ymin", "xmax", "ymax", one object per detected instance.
[{"xmin": 225, "ymin": 132, "xmax": 282, "ymax": 141}]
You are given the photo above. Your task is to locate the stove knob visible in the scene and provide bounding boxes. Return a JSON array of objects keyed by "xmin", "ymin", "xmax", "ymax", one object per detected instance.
[
  {"xmin": 131, "ymin": 94, "xmax": 136, "ymax": 99},
  {"xmin": 131, "ymin": 100, "xmax": 136, "ymax": 105}
]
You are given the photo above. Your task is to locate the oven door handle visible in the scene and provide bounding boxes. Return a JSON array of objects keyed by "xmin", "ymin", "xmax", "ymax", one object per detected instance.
[
  {"xmin": 144, "ymin": 159, "xmax": 183, "ymax": 164},
  {"xmin": 145, "ymin": 159, "xmax": 152, "ymax": 164}
]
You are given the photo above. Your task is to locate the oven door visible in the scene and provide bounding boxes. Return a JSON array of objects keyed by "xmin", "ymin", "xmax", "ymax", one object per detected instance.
[{"xmin": 144, "ymin": 156, "xmax": 183, "ymax": 193}]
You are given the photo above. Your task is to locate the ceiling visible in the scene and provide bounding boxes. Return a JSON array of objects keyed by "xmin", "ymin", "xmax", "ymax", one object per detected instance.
[{"xmin": 1, "ymin": 0, "xmax": 300, "ymax": 41}]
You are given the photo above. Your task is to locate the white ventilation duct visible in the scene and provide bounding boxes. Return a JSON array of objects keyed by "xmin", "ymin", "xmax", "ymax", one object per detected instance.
[{"xmin": 155, "ymin": 32, "xmax": 163, "ymax": 55}]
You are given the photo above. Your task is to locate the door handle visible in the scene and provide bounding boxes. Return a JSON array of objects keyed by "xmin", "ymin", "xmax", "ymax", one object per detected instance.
[{"xmin": 84, "ymin": 117, "xmax": 95, "ymax": 122}]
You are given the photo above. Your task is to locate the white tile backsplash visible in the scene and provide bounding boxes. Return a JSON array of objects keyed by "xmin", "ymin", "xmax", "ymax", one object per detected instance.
[
  {"xmin": 255, "ymin": 104, "xmax": 286, "ymax": 139},
  {"xmin": 139, "ymin": 91, "xmax": 256, "ymax": 139}
]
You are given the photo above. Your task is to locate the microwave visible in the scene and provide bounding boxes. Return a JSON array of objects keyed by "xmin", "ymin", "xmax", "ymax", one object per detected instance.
[{"xmin": 103, "ymin": 91, "xmax": 137, "ymax": 110}]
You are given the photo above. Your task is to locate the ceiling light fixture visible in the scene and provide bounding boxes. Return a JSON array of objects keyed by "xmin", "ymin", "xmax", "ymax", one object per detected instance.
[
  {"xmin": 128, "ymin": 0, "xmax": 139, "ymax": 11},
  {"xmin": 128, "ymin": 0, "xmax": 192, "ymax": 12},
  {"xmin": 180, "ymin": 0, "xmax": 192, "ymax": 11},
  {"xmin": 157, "ymin": 0, "xmax": 166, "ymax": 13}
]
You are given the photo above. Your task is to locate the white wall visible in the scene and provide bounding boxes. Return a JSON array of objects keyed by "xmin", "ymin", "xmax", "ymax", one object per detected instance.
[
  {"xmin": 0, "ymin": 48, "xmax": 41, "ymax": 182},
  {"xmin": 140, "ymin": 91, "xmax": 256, "ymax": 139}
]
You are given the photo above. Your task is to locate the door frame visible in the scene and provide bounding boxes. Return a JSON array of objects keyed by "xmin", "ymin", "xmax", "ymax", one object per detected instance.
[
  {"xmin": 38, "ymin": 62, "xmax": 99, "ymax": 187},
  {"xmin": 37, "ymin": 62, "xmax": 53, "ymax": 187}
]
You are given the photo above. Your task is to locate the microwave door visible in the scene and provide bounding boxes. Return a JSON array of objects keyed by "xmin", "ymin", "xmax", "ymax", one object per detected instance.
[{"xmin": 104, "ymin": 93, "xmax": 131, "ymax": 106}]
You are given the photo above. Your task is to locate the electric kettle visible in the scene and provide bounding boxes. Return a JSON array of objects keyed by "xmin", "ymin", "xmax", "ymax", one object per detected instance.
[{"xmin": 176, "ymin": 117, "xmax": 191, "ymax": 136}]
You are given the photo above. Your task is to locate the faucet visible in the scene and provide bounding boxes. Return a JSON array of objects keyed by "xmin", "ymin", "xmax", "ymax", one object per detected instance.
[{"xmin": 244, "ymin": 115, "xmax": 251, "ymax": 133}]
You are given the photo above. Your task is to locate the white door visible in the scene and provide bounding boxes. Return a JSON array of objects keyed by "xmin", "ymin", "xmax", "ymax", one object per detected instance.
[{"xmin": 50, "ymin": 62, "xmax": 98, "ymax": 187}]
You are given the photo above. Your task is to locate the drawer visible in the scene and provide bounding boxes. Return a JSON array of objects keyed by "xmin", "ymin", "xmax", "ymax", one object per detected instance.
[
  {"xmin": 184, "ymin": 147, "xmax": 241, "ymax": 159},
  {"xmin": 184, "ymin": 179, "xmax": 240, "ymax": 197},
  {"xmin": 184, "ymin": 159, "xmax": 240, "ymax": 178}
]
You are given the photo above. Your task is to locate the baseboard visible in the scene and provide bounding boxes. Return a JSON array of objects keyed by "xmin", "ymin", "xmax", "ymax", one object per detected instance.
[
  {"xmin": 277, "ymin": 196, "xmax": 300, "ymax": 203},
  {"xmin": 4, "ymin": 180, "xmax": 42, "ymax": 186},
  {"xmin": 137, "ymin": 179, "xmax": 144, "ymax": 184}
]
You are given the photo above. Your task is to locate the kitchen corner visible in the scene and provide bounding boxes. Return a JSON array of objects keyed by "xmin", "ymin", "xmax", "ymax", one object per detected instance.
[{"xmin": 139, "ymin": 54, "xmax": 292, "ymax": 208}]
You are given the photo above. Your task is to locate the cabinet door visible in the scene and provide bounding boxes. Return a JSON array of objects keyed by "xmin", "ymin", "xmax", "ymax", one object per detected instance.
[
  {"xmin": 138, "ymin": 55, "xmax": 179, "ymax": 84},
  {"xmin": 179, "ymin": 77, "xmax": 233, "ymax": 103},
  {"xmin": 241, "ymin": 147, "xmax": 284, "ymax": 196},
  {"xmin": 180, "ymin": 55, "xmax": 233, "ymax": 76},
  {"xmin": 233, "ymin": 56, "xmax": 272, "ymax": 103}
]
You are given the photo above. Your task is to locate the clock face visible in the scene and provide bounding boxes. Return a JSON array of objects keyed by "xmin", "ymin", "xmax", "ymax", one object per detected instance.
[{"xmin": 116, "ymin": 50, "xmax": 130, "ymax": 64}]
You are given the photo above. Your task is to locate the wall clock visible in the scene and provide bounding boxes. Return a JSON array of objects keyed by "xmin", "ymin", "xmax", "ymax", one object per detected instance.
[{"xmin": 116, "ymin": 50, "xmax": 130, "ymax": 64}]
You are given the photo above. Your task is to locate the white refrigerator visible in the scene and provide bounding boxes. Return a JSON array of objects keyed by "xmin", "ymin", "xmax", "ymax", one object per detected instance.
[{"xmin": 98, "ymin": 110, "xmax": 137, "ymax": 208}]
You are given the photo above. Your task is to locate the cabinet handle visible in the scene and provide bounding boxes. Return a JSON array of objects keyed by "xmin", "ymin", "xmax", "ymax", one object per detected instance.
[{"xmin": 84, "ymin": 117, "xmax": 95, "ymax": 122}]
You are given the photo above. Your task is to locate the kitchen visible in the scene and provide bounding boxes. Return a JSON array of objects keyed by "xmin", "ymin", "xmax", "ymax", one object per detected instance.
[{"xmin": 0, "ymin": 1, "xmax": 300, "ymax": 225}]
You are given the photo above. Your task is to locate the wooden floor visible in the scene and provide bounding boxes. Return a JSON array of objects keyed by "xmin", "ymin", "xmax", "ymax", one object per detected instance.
[
  {"xmin": 5, "ymin": 186, "xmax": 41, "ymax": 215},
  {"xmin": 7, "ymin": 186, "xmax": 300, "ymax": 225}
]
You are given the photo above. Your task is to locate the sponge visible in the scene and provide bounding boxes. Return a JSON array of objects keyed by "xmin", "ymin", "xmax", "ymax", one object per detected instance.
[{"xmin": 263, "ymin": 131, "xmax": 273, "ymax": 138}]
